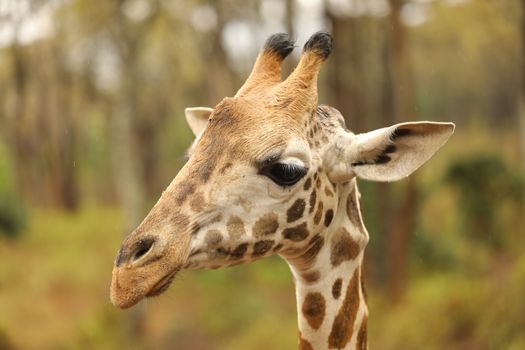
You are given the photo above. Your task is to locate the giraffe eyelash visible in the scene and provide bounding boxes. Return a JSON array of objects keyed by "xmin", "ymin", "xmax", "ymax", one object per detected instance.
[{"xmin": 260, "ymin": 162, "xmax": 308, "ymax": 187}]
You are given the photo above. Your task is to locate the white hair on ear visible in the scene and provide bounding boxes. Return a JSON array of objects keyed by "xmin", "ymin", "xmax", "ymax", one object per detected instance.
[{"xmin": 185, "ymin": 107, "xmax": 213, "ymax": 136}]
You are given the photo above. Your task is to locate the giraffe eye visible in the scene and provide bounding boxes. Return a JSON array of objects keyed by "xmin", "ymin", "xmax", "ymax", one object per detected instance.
[{"xmin": 261, "ymin": 163, "xmax": 307, "ymax": 186}]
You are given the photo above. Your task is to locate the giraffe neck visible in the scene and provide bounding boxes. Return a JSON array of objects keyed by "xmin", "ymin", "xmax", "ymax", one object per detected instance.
[{"xmin": 283, "ymin": 181, "xmax": 369, "ymax": 350}]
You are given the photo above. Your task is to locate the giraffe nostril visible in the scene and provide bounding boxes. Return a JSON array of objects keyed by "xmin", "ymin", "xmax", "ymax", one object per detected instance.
[{"xmin": 131, "ymin": 238, "xmax": 155, "ymax": 262}]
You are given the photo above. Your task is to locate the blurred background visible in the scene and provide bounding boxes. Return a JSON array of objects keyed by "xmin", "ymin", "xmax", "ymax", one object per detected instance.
[{"xmin": 0, "ymin": 0, "xmax": 524, "ymax": 349}]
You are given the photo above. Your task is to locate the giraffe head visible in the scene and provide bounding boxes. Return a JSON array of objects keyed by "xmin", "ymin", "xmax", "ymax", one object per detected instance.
[{"xmin": 110, "ymin": 32, "xmax": 454, "ymax": 309}]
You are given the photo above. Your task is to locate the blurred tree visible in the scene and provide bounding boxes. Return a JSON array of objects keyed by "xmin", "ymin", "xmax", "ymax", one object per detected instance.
[
  {"xmin": 445, "ymin": 155, "xmax": 524, "ymax": 250},
  {"xmin": 520, "ymin": 0, "xmax": 525, "ymax": 171},
  {"xmin": 382, "ymin": 0, "xmax": 418, "ymax": 302}
]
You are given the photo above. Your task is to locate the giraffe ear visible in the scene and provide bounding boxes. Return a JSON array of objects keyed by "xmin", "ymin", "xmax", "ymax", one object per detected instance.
[
  {"xmin": 185, "ymin": 107, "xmax": 213, "ymax": 136},
  {"xmin": 347, "ymin": 122, "xmax": 455, "ymax": 182}
]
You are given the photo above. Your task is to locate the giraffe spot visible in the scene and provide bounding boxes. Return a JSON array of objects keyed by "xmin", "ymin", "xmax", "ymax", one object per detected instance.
[
  {"xmin": 303, "ymin": 178, "xmax": 312, "ymax": 191},
  {"xmin": 227, "ymin": 216, "xmax": 245, "ymax": 240},
  {"xmin": 273, "ymin": 243, "xmax": 283, "ymax": 252},
  {"xmin": 346, "ymin": 187, "xmax": 364, "ymax": 232},
  {"xmin": 299, "ymin": 333, "xmax": 314, "ymax": 350},
  {"xmin": 360, "ymin": 265, "xmax": 368, "ymax": 303},
  {"xmin": 283, "ymin": 223, "xmax": 309, "ymax": 242},
  {"xmin": 230, "ymin": 243, "xmax": 248, "ymax": 259},
  {"xmin": 357, "ymin": 314, "xmax": 368, "ymax": 350},
  {"xmin": 314, "ymin": 201, "xmax": 324, "ymax": 225},
  {"xmin": 324, "ymin": 209, "xmax": 334, "ymax": 227},
  {"xmin": 175, "ymin": 181, "xmax": 195, "ymax": 205},
  {"xmin": 330, "ymin": 228, "xmax": 360, "ymax": 267},
  {"xmin": 215, "ymin": 247, "xmax": 230, "ymax": 258},
  {"xmin": 253, "ymin": 213, "xmax": 279, "ymax": 237},
  {"xmin": 301, "ymin": 270, "xmax": 320, "ymax": 284},
  {"xmin": 287, "ymin": 198, "xmax": 306, "ymax": 223},
  {"xmin": 209, "ymin": 213, "xmax": 223, "ymax": 224},
  {"xmin": 328, "ymin": 271, "xmax": 360, "ymax": 348},
  {"xmin": 205, "ymin": 230, "xmax": 222, "ymax": 247},
  {"xmin": 302, "ymin": 292, "xmax": 326, "ymax": 330},
  {"xmin": 291, "ymin": 234, "xmax": 324, "ymax": 268},
  {"xmin": 190, "ymin": 191, "xmax": 206, "ymax": 212},
  {"xmin": 191, "ymin": 222, "xmax": 201, "ymax": 235},
  {"xmin": 253, "ymin": 240, "xmax": 274, "ymax": 257},
  {"xmin": 332, "ymin": 278, "xmax": 343, "ymax": 299},
  {"xmin": 309, "ymin": 190, "xmax": 317, "ymax": 213},
  {"xmin": 324, "ymin": 186, "xmax": 334, "ymax": 197},
  {"xmin": 220, "ymin": 162, "xmax": 232, "ymax": 174}
]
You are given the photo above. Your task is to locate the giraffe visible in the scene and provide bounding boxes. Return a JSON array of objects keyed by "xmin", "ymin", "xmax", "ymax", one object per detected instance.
[{"xmin": 110, "ymin": 32, "xmax": 454, "ymax": 349}]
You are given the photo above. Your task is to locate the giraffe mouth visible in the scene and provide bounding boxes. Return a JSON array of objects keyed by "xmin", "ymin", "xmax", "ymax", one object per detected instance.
[{"xmin": 146, "ymin": 269, "xmax": 179, "ymax": 297}]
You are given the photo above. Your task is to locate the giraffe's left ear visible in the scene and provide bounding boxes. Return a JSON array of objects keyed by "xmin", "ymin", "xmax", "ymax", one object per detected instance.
[
  {"xmin": 333, "ymin": 121, "xmax": 454, "ymax": 182},
  {"xmin": 185, "ymin": 107, "xmax": 213, "ymax": 136}
]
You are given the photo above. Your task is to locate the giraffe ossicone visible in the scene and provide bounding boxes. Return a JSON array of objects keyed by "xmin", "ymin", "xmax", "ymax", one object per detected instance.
[{"xmin": 110, "ymin": 32, "xmax": 454, "ymax": 349}]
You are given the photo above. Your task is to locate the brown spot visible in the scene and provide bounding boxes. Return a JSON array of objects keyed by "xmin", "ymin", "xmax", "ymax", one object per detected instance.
[
  {"xmin": 314, "ymin": 201, "xmax": 324, "ymax": 225},
  {"xmin": 357, "ymin": 315, "xmax": 368, "ymax": 350},
  {"xmin": 273, "ymin": 243, "xmax": 283, "ymax": 252},
  {"xmin": 328, "ymin": 271, "xmax": 360, "ymax": 348},
  {"xmin": 191, "ymin": 222, "xmax": 201, "ymax": 235},
  {"xmin": 190, "ymin": 191, "xmax": 206, "ymax": 212},
  {"xmin": 209, "ymin": 213, "xmax": 223, "ymax": 224},
  {"xmin": 346, "ymin": 187, "xmax": 364, "ymax": 231},
  {"xmin": 215, "ymin": 247, "xmax": 230, "ymax": 258},
  {"xmin": 316, "ymin": 178, "xmax": 321, "ymax": 189},
  {"xmin": 302, "ymin": 292, "xmax": 326, "ymax": 330},
  {"xmin": 283, "ymin": 223, "xmax": 309, "ymax": 241},
  {"xmin": 220, "ymin": 162, "xmax": 232, "ymax": 174},
  {"xmin": 324, "ymin": 186, "xmax": 334, "ymax": 197},
  {"xmin": 231, "ymin": 243, "xmax": 248, "ymax": 259},
  {"xmin": 253, "ymin": 240, "xmax": 274, "ymax": 256},
  {"xmin": 303, "ymin": 178, "xmax": 312, "ymax": 191},
  {"xmin": 332, "ymin": 278, "xmax": 343, "ymax": 299},
  {"xmin": 227, "ymin": 216, "xmax": 245, "ymax": 240},
  {"xmin": 360, "ymin": 265, "xmax": 368, "ymax": 303},
  {"xmin": 174, "ymin": 181, "xmax": 195, "ymax": 205},
  {"xmin": 299, "ymin": 334, "xmax": 314, "ymax": 350},
  {"xmin": 324, "ymin": 209, "xmax": 334, "ymax": 227},
  {"xmin": 309, "ymin": 190, "xmax": 317, "ymax": 213},
  {"xmin": 287, "ymin": 198, "xmax": 306, "ymax": 223},
  {"xmin": 301, "ymin": 270, "xmax": 320, "ymax": 283},
  {"xmin": 330, "ymin": 228, "xmax": 360, "ymax": 267},
  {"xmin": 288, "ymin": 234, "xmax": 324, "ymax": 268},
  {"xmin": 205, "ymin": 230, "xmax": 222, "ymax": 247},
  {"xmin": 252, "ymin": 213, "xmax": 279, "ymax": 237}
]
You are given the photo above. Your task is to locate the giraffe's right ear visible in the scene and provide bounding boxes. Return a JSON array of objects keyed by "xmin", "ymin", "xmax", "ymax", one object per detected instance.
[{"xmin": 185, "ymin": 107, "xmax": 213, "ymax": 136}]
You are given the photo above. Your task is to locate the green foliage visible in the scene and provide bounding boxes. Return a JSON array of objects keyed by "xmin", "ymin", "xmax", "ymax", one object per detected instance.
[{"xmin": 445, "ymin": 154, "xmax": 524, "ymax": 249}]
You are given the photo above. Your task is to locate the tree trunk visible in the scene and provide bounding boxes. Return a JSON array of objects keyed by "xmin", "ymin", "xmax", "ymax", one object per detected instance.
[
  {"xmin": 517, "ymin": 1, "xmax": 525, "ymax": 246},
  {"xmin": 325, "ymin": 10, "xmax": 369, "ymax": 133},
  {"xmin": 384, "ymin": 0, "xmax": 418, "ymax": 302}
]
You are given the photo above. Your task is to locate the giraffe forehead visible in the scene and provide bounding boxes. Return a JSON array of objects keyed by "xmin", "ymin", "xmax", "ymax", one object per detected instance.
[{"xmin": 193, "ymin": 103, "xmax": 310, "ymax": 168}]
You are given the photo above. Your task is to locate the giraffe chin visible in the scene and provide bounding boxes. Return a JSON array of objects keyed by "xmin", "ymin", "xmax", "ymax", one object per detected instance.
[
  {"xmin": 110, "ymin": 266, "xmax": 180, "ymax": 309},
  {"xmin": 145, "ymin": 270, "xmax": 178, "ymax": 298}
]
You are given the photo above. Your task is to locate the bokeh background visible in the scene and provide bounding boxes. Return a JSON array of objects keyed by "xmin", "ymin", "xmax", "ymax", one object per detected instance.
[{"xmin": 1, "ymin": 0, "xmax": 524, "ymax": 349}]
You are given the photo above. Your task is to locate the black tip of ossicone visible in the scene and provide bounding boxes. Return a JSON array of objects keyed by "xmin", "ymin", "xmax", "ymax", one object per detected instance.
[
  {"xmin": 264, "ymin": 33, "xmax": 295, "ymax": 59},
  {"xmin": 304, "ymin": 31, "xmax": 332, "ymax": 59}
]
